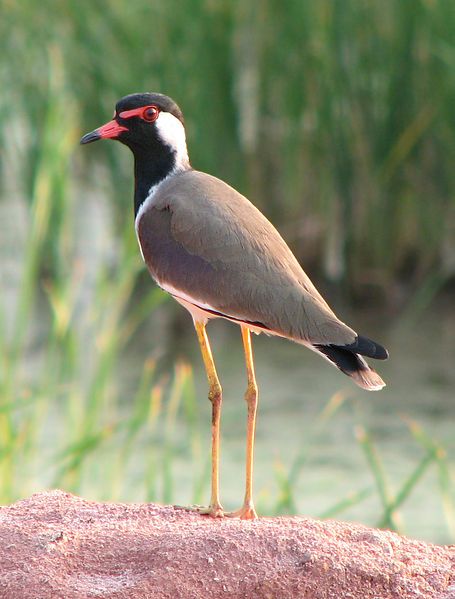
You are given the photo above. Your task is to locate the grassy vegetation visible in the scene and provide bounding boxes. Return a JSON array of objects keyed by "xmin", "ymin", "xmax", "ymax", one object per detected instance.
[
  {"xmin": 0, "ymin": 0, "xmax": 454, "ymax": 542},
  {"xmin": 2, "ymin": 0, "xmax": 455, "ymax": 293}
]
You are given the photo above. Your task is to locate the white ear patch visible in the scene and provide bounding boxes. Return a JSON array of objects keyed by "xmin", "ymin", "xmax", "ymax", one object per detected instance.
[{"xmin": 155, "ymin": 112, "xmax": 189, "ymax": 169}]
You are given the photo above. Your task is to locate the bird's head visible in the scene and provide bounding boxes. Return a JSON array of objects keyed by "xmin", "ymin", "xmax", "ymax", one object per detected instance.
[{"xmin": 80, "ymin": 92, "xmax": 188, "ymax": 167}]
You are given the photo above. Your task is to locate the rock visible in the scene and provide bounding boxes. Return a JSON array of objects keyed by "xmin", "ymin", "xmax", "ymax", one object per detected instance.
[{"xmin": 0, "ymin": 490, "xmax": 453, "ymax": 598}]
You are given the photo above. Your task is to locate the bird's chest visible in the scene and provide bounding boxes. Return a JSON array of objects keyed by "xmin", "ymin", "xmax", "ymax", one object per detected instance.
[{"xmin": 135, "ymin": 206, "xmax": 173, "ymax": 283}]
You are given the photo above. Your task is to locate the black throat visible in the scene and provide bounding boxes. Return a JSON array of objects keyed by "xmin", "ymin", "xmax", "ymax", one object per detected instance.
[{"xmin": 132, "ymin": 146, "xmax": 178, "ymax": 217}]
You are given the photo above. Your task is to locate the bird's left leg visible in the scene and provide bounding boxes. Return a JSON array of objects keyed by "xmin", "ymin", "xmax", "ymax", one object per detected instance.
[{"xmin": 227, "ymin": 326, "xmax": 258, "ymax": 520}]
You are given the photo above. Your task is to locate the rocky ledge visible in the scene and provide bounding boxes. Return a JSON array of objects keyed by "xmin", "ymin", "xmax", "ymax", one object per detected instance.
[{"xmin": 0, "ymin": 490, "xmax": 453, "ymax": 598}]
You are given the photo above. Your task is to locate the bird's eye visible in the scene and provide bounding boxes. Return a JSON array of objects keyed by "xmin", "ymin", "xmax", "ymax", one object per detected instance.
[{"xmin": 142, "ymin": 106, "xmax": 159, "ymax": 122}]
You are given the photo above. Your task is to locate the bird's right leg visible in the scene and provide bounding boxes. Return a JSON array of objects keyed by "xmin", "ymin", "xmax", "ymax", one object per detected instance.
[
  {"xmin": 189, "ymin": 320, "xmax": 224, "ymax": 517},
  {"xmin": 226, "ymin": 326, "xmax": 258, "ymax": 520}
]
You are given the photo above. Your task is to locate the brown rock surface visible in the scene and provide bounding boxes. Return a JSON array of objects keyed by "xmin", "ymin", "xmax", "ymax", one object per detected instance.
[{"xmin": 0, "ymin": 490, "xmax": 454, "ymax": 598}]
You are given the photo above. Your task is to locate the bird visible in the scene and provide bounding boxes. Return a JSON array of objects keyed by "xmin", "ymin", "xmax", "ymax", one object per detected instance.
[{"xmin": 81, "ymin": 92, "xmax": 388, "ymax": 520}]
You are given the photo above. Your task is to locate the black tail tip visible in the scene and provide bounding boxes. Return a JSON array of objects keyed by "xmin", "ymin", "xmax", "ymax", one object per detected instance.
[{"xmin": 344, "ymin": 335, "xmax": 388, "ymax": 360}]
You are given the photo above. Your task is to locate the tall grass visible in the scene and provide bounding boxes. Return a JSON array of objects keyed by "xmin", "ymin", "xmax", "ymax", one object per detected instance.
[{"xmin": 1, "ymin": 0, "xmax": 454, "ymax": 295}]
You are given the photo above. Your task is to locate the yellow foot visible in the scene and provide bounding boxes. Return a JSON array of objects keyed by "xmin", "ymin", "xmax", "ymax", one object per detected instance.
[
  {"xmin": 226, "ymin": 503, "xmax": 258, "ymax": 520},
  {"xmin": 175, "ymin": 503, "xmax": 225, "ymax": 518}
]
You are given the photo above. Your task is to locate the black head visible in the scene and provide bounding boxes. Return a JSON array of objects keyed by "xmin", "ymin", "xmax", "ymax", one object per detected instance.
[
  {"xmin": 115, "ymin": 93, "xmax": 184, "ymax": 125},
  {"xmin": 80, "ymin": 92, "xmax": 187, "ymax": 158},
  {"xmin": 81, "ymin": 93, "xmax": 190, "ymax": 216}
]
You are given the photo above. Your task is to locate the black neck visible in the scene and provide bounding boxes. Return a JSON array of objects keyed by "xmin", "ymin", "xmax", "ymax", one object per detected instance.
[{"xmin": 133, "ymin": 147, "xmax": 178, "ymax": 216}]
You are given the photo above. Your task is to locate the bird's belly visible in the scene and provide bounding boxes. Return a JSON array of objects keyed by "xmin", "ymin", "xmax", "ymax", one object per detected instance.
[
  {"xmin": 172, "ymin": 295, "xmax": 216, "ymax": 324},
  {"xmin": 173, "ymin": 294, "xmax": 267, "ymax": 337},
  {"xmin": 163, "ymin": 288, "xmax": 267, "ymax": 336}
]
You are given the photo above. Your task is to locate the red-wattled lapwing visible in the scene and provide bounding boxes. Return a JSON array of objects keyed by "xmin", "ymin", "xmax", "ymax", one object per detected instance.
[{"xmin": 81, "ymin": 92, "xmax": 388, "ymax": 520}]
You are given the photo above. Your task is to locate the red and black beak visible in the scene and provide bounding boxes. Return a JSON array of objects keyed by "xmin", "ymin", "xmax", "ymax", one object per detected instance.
[{"xmin": 80, "ymin": 119, "xmax": 128, "ymax": 145}]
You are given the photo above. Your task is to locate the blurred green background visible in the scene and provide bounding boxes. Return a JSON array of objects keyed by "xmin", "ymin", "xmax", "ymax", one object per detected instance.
[{"xmin": 0, "ymin": 0, "xmax": 454, "ymax": 543}]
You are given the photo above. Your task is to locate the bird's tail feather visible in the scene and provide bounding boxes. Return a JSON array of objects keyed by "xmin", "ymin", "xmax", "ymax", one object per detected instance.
[
  {"xmin": 342, "ymin": 335, "xmax": 388, "ymax": 360},
  {"xmin": 314, "ymin": 343, "xmax": 386, "ymax": 391}
]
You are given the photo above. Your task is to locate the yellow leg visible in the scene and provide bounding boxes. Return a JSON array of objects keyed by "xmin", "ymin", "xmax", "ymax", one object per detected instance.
[
  {"xmin": 228, "ymin": 326, "xmax": 258, "ymax": 520},
  {"xmin": 193, "ymin": 320, "xmax": 224, "ymax": 518}
]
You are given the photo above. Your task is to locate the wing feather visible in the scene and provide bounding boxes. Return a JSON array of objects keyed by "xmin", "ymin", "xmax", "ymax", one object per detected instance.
[{"xmin": 137, "ymin": 170, "xmax": 356, "ymax": 346}]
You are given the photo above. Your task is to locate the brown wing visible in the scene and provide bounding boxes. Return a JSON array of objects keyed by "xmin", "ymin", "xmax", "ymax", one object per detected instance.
[{"xmin": 137, "ymin": 170, "xmax": 356, "ymax": 346}]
